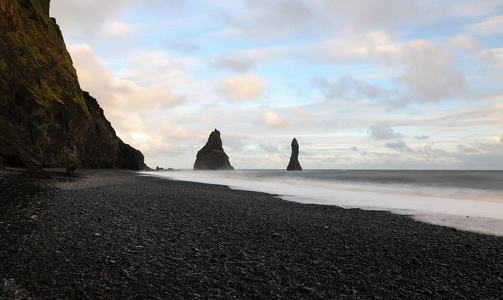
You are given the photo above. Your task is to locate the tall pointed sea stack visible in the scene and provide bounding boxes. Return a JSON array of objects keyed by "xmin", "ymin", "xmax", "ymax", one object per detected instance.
[
  {"xmin": 0, "ymin": 0, "xmax": 146, "ymax": 169},
  {"xmin": 194, "ymin": 129, "xmax": 234, "ymax": 170},
  {"xmin": 287, "ymin": 138, "xmax": 302, "ymax": 171}
]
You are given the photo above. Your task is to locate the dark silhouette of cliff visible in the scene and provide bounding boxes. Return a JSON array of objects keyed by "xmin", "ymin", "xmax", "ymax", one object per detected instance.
[
  {"xmin": 0, "ymin": 0, "xmax": 147, "ymax": 170},
  {"xmin": 194, "ymin": 129, "xmax": 234, "ymax": 170},
  {"xmin": 287, "ymin": 138, "xmax": 302, "ymax": 171}
]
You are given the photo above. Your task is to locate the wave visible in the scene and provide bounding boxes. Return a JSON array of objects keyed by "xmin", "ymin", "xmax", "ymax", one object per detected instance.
[{"xmin": 143, "ymin": 170, "xmax": 503, "ymax": 237}]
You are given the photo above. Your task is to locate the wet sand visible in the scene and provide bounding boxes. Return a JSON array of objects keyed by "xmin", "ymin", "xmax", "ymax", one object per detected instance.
[{"xmin": 1, "ymin": 169, "xmax": 502, "ymax": 299}]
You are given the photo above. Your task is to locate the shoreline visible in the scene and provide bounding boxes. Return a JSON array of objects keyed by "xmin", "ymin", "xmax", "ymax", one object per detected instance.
[
  {"xmin": 144, "ymin": 170, "xmax": 503, "ymax": 237},
  {"xmin": 1, "ymin": 169, "xmax": 502, "ymax": 299}
]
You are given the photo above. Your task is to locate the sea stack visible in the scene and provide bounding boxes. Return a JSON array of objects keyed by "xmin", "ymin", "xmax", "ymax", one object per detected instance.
[
  {"xmin": 287, "ymin": 138, "xmax": 302, "ymax": 171},
  {"xmin": 194, "ymin": 129, "xmax": 234, "ymax": 170}
]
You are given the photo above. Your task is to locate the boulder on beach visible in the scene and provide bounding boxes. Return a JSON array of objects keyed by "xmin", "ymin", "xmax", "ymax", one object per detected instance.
[
  {"xmin": 66, "ymin": 166, "xmax": 77, "ymax": 176},
  {"xmin": 194, "ymin": 129, "xmax": 234, "ymax": 170},
  {"xmin": 287, "ymin": 138, "xmax": 302, "ymax": 171}
]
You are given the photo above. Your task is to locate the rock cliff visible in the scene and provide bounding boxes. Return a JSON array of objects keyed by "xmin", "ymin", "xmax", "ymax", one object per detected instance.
[
  {"xmin": 194, "ymin": 129, "xmax": 234, "ymax": 170},
  {"xmin": 0, "ymin": 0, "xmax": 147, "ymax": 169},
  {"xmin": 287, "ymin": 138, "xmax": 302, "ymax": 171}
]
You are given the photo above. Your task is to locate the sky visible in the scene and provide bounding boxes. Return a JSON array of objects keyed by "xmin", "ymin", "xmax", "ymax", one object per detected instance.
[{"xmin": 50, "ymin": 0, "xmax": 503, "ymax": 170}]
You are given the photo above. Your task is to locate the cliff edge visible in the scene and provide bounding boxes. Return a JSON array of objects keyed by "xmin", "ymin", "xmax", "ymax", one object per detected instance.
[{"xmin": 0, "ymin": 0, "xmax": 147, "ymax": 169}]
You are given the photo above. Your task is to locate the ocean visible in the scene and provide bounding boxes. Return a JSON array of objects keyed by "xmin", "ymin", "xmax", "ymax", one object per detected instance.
[{"xmin": 144, "ymin": 169, "xmax": 503, "ymax": 237}]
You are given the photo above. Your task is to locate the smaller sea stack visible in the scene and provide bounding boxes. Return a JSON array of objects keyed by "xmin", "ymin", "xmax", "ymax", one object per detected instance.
[
  {"xmin": 194, "ymin": 129, "xmax": 234, "ymax": 170},
  {"xmin": 287, "ymin": 138, "xmax": 302, "ymax": 171}
]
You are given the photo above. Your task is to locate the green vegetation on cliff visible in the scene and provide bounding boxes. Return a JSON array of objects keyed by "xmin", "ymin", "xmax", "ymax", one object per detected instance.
[
  {"xmin": 0, "ymin": 0, "xmax": 88, "ymax": 113},
  {"xmin": 0, "ymin": 0, "xmax": 146, "ymax": 169}
]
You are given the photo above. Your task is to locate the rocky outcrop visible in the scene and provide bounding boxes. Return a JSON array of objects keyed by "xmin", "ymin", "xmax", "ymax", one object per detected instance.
[
  {"xmin": 194, "ymin": 129, "xmax": 234, "ymax": 170},
  {"xmin": 287, "ymin": 138, "xmax": 302, "ymax": 171},
  {"xmin": 117, "ymin": 138, "xmax": 147, "ymax": 170},
  {"xmin": 0, "ymin": 0, "xmax": 147, "ymax": 170}
]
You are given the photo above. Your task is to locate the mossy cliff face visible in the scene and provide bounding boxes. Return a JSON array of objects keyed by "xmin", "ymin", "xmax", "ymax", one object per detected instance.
[{"xmin": 0, "ymin": 0, "xmax": 147, "ymax": 169}]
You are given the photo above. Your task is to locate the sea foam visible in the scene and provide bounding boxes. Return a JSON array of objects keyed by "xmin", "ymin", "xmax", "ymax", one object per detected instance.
[{"xmin": 144, "ymin": 170, "xmax": 503, "ymax": 237}]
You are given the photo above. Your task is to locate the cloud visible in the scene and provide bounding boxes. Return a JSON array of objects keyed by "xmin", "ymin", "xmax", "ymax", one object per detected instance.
[
  {"xmin": 217, "ymin": 73, "xmax": 264, "ymax": 101},
  {"xmin": 67, "ymin": 44, "xmax": 151, "ymax": 144},
  {"xmin": 68, "ymin": 44, "xmax": 185, "ymax": 111},
  {"xmin": 214, "ymin": 0, "xmax": 503, "ymax": 44},
  {"xmin": 369, "ymin": 123, "xmax": 403, "ymax": 140},
  {"xmin": 314, "ymin": 76, "xmax": 390, "ymax": 101},
  {"xmin": 67, "ymin": 44, "xmax": 120, "ymax": 108},
  {"xmin": 456, "ymin": 145, "xmax": 480, "ymax": 153},
  {"xmin": 117, "ymin": 51, "xmax": 193, "ymax": 90},
  {"xmin": 466, "ymin": 15, "xmax": 503, "ymax": 35},
  {"xmin": 120, "ymin": 132, "xmax": 173, "ymax": 158},
  {"xmin": 167, "ymin": 39, "xmax": 200, "ymax": 53},
  {"xmin": 414, "ymin": 135, "xmax": 430, "ymax": 140},
  {"xmin": 482, "ymin": 48, "xmax": 503, "ymax": 67},
  {"xmin": 191, "ymin": 115, "xmax": 211, "ymax": 122},
  {"xmin": 412, "ymin": 137, "xmax": 503, "ymax": 170},
  {"xmin": 102, "ymin": 21, "xmax": 134, "ymax": 38},
  {"xmin": 385, "ymin": 140, "xmax": 413, "ymax": 152},
  {"xmin": 449, "ymin": 35, "xmax": 479, "ymax": 52},
  {"xmin": 161, "ymin": 121, "xmax": 193, "ymax": 141},
  {"xmin": 212, "ymin": 47, "xmax": 287, "ymax": 72},
  {"xmin": 291, "ymin": 107, "xmax": 311, "ymax": 124},
  {"xmin": 51, "ymin": 0, "xmax": 145, "ymax": 39},
  {"xmin": 114, "ymin": 111, "xmax": 146, "ymax": 133},
  {"xmin": 318, "ymin": 0, "xmax": 421, "ymax": 31},
  {"xmin": 398, "ymin": 40, "xmax": 466, "ymax": 102},
  {"xmin": 226, "ymin": 0, "xmax": 315, "ymax": 39},
  {"xmin": 425, "ymin": 104, "xmax": 503, "ymax": 128},
  {"xmin": 213, "ymin": 55, "xmax": 255, "ymax": 73},
  {"xmin": 260, "ymin": 112, "xmax": 292, "ymax": 129},
  {"xmin": 314, "ymin": 35, "xmax": 471, "ymax": 103},
  {"xmin": 415, "ymin": 145, "xmax": 449, "ymax": 157},
  {"xmin": 51, "ymin": 0, "xmax": 503, "ymax": 169},
  {"xmin": 441, "ymin": 1, "xmax": 503, "ymax": 19},
  {"xmin": 67, "ymin": 43, "xmax": 198, "ymax": 159},
  {"xmin": 223, "ymin": 0, "xmax": 425, "ymax": 40},
  {"xmin": 260, "ymin": 143, "xmax": 282, "ymax": 154},
  {"xmin": 316, "ymin": 32, "xmax": 405, "ymax": 62}
]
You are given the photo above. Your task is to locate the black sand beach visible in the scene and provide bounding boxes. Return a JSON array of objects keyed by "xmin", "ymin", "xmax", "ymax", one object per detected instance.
[{"xmin": 1, "ymin": 169, "xmax": 502, "ymax": 299}]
